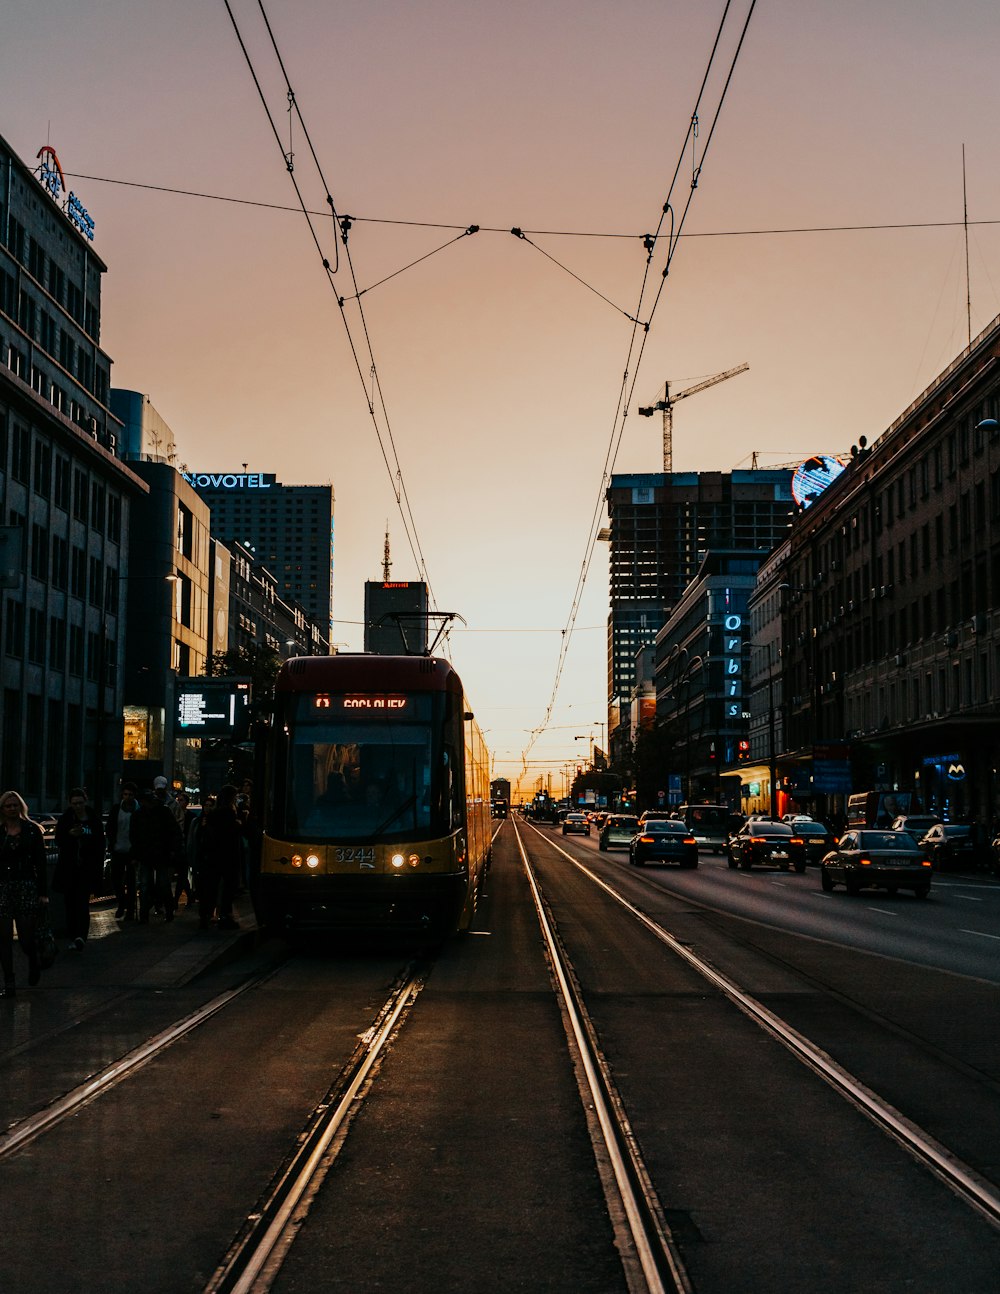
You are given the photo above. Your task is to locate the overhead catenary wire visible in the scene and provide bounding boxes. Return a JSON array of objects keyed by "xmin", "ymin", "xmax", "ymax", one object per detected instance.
[
  {"xmin": 518, "ymin": 0, "xmax": 758, "ymax": 785},
  {"xmin": 221, "ymin": 0, "xmax": 437, "ymax": 614}
]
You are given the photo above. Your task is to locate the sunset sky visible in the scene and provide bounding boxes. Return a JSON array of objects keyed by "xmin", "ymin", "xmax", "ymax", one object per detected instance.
[{"xmin": 4, "ymin": 1, "xmax": 1000, "ymax": 795}]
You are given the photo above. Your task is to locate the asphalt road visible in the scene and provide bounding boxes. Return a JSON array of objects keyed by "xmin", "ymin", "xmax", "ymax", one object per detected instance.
[{"xmin": 2, "ymin": 824, "xmax": 1000, "ymax": 1293}]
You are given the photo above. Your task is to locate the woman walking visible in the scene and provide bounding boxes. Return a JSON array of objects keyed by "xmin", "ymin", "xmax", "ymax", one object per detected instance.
[{"xmin": 0, "ymin": 790, "xmax": 49, "ymax": 996}]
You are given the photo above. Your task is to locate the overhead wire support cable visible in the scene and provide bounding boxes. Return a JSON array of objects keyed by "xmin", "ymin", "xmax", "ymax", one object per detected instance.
[
  {"xmin": 343, "ymin": 226, "xmax": 480, "ymax": 303},
  {"xmin": 510, "ymin": 228, "xmax": 642, "ymax": 323}
]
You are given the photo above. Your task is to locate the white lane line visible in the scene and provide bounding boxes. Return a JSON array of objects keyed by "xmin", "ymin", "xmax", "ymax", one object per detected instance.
[
  {"xmin": 867, "ymin": 907, "xmax": 899, "ymax": 917},
  {"xmin": 959, "ymin": 929, "xmax": 1000, "ymax": 941},
  {"xmin": 952, "ymin": 896, "xmax": 984, "ymax": 902}
]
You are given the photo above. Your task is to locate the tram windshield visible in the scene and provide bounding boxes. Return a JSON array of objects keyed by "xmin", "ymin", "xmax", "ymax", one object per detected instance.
[{"xmin": 271, "ymin": 691, "xmax": 461, "ymax": 842}]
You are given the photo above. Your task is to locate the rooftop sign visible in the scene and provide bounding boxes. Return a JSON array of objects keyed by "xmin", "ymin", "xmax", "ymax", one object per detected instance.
[
  {"xmin": 183, "ymin": 472, "xmax": 277, "ymax": 490},
  {"xmin": 35, "ymin": 146, "xmax": 95, "ymax": 242}
]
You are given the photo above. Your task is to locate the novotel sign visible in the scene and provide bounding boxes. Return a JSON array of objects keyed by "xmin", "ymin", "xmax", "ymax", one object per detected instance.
[{"xmin": 183, "ymin": 472, "xmax": 277, "ymax": 490}]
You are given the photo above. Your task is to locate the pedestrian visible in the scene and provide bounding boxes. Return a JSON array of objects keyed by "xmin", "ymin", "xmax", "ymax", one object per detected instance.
[
  {"xmin": 106, "ymin": 781, "xmax": 140, "ymax": 919},
  {"xmin": 0, "ymin": 790, "xmax": 49, "ymax": 995},
  {"xmin": 54, "ymin": 786, "xmax": 105, "ymax": 951},
  {"xmin": 198, "ymin": 784, "xmax": 244, "ymax": 931},
  {"xmin": 172, "ymin": 790, "xmax": 198, "ymax": 907},
  {"xmin": 131, "ymin": 787, "xmax": 183, "ymax": 924}
]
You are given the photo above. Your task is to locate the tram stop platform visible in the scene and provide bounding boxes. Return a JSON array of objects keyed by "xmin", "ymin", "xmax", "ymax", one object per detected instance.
[{"xmin": 35, "ymin": 893, "xmax": 262, "ymax": 993}]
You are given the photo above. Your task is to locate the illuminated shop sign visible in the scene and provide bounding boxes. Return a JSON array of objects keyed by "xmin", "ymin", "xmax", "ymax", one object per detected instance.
[
  {"xmin": 183, "ymin": 472, "xmax": 276, "ymax": 490},
  {"xmin": 67, "ymin": 192, "xmax": 95, "ymax": 241},
  {"xmin": 720, "ymin": 602, "xmax": 744, "ymax": 722},
  {"xmin": 35, "ymin": 146, "xmax": 96, "ymax": 242}
]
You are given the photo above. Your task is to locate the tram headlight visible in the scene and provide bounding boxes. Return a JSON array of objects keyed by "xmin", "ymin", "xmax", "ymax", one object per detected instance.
[
  {"xmin": 291, "ymin": 854, "xmax": 303, "ymax": 869},
  {"xmin": 391, "ymin": 853, "xmax": 405, "ymax": 869},
  {"xmin": 408, "ymin": 853, "xmax": 420, "ymax": 868},
  {"xmin": 306, "ymin": 854, "xmax": 320, "ymax": 869}
]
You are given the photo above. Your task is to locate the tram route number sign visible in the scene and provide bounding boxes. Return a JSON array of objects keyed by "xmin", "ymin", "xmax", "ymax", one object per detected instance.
[{"xmin": 176, "ymin": 678, "xmax": 252, "ymax": 738}]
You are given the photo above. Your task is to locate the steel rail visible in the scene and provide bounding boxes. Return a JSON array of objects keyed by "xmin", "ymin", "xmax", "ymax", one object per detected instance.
[
  {"xmin": 205, "ymin": 966, "xmax": 425, "ymax": 1294},
  {"xmin": 527, "ymin": 821, "xmax": 1000, "ymax": 1231},
  {"xmin": 513, "ymin": 820, "xmax": 693, "ymax": 1294},
  {"xmin": 0, "ymin": 969, "xmax": 273, "ymax": 1160}
]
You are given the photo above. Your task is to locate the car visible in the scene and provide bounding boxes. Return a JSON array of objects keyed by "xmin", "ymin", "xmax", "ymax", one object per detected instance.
[
  {"xmin": 782, "ymin": 813, "xmax": 816, "ymax": 824},
  {"xmin": 727, "ymin": 820, "xmax": 807, "ymax": 872},
  {"xmin": 562, "ymin": 812, "xmax": 591, "ymax": 836},
  {"xmin": 31, "ymin": 814, "xmax": 58, "ymax": 840},
  {"xmin": 790, "ymin": 820, "xmax": 836, "ymax": 864},
  {"xmin": 637, "ymin": 811, "xmax": 673, "ymax": 827},
  {"xmin": 890, "ymin": 814, "xmax": 941, "ymax": 837},
  {"xmin": 599, "ymin": 814, "xmax": 639, "ymax": 851},
  {"xmin": 917, "ymin": 823, "xmax": 977, "ymax": 871},
  {"xmin": 629, "ymin": 820, "xmax": 698, "ymax": 868},
  {"xmin": 821, "ymin": 829, "xmax": 932, "ymax": 897}
]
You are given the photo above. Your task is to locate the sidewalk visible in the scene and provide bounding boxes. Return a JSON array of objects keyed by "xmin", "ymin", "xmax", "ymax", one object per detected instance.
[{"xmin": 36, "ymin": 892, "xmax": 262, "ymax": 992}]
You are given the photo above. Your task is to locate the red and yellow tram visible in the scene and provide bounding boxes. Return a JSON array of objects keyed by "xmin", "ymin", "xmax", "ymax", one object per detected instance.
[{"xmin": 257, "ymin": 654, "xmax": 491, "ymax": 936}]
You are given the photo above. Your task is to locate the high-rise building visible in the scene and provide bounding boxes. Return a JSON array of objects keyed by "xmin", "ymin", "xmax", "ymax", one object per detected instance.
[
  {"xmin": 606, "ymin": 469, "xmax": 794, "ymax": 755},
  {"xmin": 183, "ymin": 469, "xmax": 334, "ymax": 639},
  {"xmin": 364, "ymin": 580, "xmax": 429, "ymax": 654},
  {"xmin": 0, "ymin": 133, "xmax": 148, "ymax": 808}
]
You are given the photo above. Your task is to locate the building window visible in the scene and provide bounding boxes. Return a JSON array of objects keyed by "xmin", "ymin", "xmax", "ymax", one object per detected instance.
[
  {"xmin": 71, "ymin": 546, "xmax": 86, "ymax": 598},
  {"xmin": 88, "ymin": 555, "xmax": 104, "ymax": 607},
  {"xmin": 48, "ymin": 618, "xmax": 66, "ymax": 670},
  {"xmin": 73, "ymin": 470, "xmax": 88, "ymax": 522},
  {"xmin": 69, "ymin": 624, "xmax": 84, "ymax": 675},
  {"xmin": 4, "ymin": 598, "xmax": 24, "ymax": 658},
  {"xmin": 51, "ymin": 535, "xmax": 68, "ymax": 590},
  {"xmin": 30, "ymin": 523, "xmax": 48, "ymax": 581},
  {"xmin": 11, "ymin": 424, "xmax": 29, "ymax": 483},
  {"xmin": 54, "ymin": 456, "xmax": 70, "ymax": 511},
  {"xmin": 28, "ymin": 607, "xmax": 46, "ymax": 664}
]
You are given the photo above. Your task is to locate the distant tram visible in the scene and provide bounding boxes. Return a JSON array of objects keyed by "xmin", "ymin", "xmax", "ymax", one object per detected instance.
[{"xmin": 257, "ymin": 654, "xmax": 491, "ymax": 937}]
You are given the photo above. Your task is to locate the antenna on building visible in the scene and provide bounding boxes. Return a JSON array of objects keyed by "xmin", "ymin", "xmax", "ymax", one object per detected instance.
[{"xmin": 382, "ymin": 525, "xmax": 392, "ymax": 582}]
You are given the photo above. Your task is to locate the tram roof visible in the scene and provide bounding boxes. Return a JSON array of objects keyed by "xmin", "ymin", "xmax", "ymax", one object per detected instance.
[{"xmin": 277, "ymin": 654, "xmax": 464, "ymax": 694}]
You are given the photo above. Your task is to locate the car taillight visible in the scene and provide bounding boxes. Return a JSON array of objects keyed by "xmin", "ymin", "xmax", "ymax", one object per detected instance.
[
  {"xmin": 921, "ymin": 859, "xmax": 932, "ymax": 867},
  {"xmin": 639, "ymin": 835, "xmax": 654, "ymax": 844},
  {"xmin": 790, "ymin": 837, "xmax": 803, "ymax": 845},
  {"xmin": 683, "ymin": 836, "xmax": 696, "ymax": 845},
  {"xmin": 859, "ymin": 856, "xmax": 872, "ymax": 866},
  {"xmin": 750, "ymin": 836, "xmax": 766, "ymax": 843}
]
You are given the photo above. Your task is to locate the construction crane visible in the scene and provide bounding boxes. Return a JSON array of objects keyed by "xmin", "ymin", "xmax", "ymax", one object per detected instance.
[{"xmin": 638, "ymin": 362, "xmax": 749, "ymax": 472}]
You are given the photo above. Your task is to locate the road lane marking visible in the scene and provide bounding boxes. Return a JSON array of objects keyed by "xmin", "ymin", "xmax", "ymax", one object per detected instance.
[
  {"xmin": 952, "ymin": 896, "xmax": 984, "ymax": 902},
  {"xmin": 867, "ymin": 907, "xmax": 899, "ymax": 916},
  {"xmin": 959, "ymin": 929, "xmax": 1000, "ymax": 941}
]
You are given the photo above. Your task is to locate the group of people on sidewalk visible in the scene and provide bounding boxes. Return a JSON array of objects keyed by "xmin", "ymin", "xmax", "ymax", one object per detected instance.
[{"xmin": 0, "ymin": 779, "xmax": 255, "ymax": 998}]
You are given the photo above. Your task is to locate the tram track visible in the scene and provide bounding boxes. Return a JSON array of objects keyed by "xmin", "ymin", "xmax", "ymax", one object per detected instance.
[
  {"xmin": 516, "ymin": 818, "xmax": 1000, "ymax": 1238},
  {"xmin": 0, "ymin": 963, "xmax": 282, "ymax": 1161},
  {"xmin": 513, "ymin": 819, "xmax": 693, "ymax": 1294},
  {"xmin": 205, "ymin": 962, "xmax": 427, "ymax": 1294}
]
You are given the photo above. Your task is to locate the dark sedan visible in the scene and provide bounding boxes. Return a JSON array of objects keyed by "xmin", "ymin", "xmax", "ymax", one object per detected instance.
[
  {"xmin": 629, "ymin": 821, "xmax": 699, "ymax": 868},
  {"xmin": 792, "ymin": 821, "xmax": 837, "ymax": 864},
  {"xmin": 821, "ymin": 829, "xmax": 932, "ymax": 897},
  {"xmin": 918, "ymin": 823, "xmax": 976, "ymax": 871},
  {"xmin": 727, "ymin": 821, "xmax": 807, "ymax": 872}
]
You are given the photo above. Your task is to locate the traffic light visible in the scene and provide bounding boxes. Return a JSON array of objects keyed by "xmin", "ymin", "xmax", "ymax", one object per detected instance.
[{"xmin": 738, "ymin": 739, "xmax": 750, "ymax": 761}]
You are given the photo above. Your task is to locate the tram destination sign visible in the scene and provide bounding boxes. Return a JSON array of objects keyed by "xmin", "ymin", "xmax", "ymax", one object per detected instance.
[{"xmin": 176, "ymin": 678, "xmax": 252, "ymax": 737}]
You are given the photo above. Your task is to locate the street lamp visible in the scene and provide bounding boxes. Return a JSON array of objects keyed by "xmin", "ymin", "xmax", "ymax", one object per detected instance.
[{"xmin": 575, "ymin": 733, "xmax": 595, "ymax": 767}]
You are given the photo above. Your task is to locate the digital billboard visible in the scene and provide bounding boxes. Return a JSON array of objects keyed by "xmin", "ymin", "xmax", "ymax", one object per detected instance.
[{"xmin": 176, "ymin": 678, "xmax": 252, "ymax": 738}]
